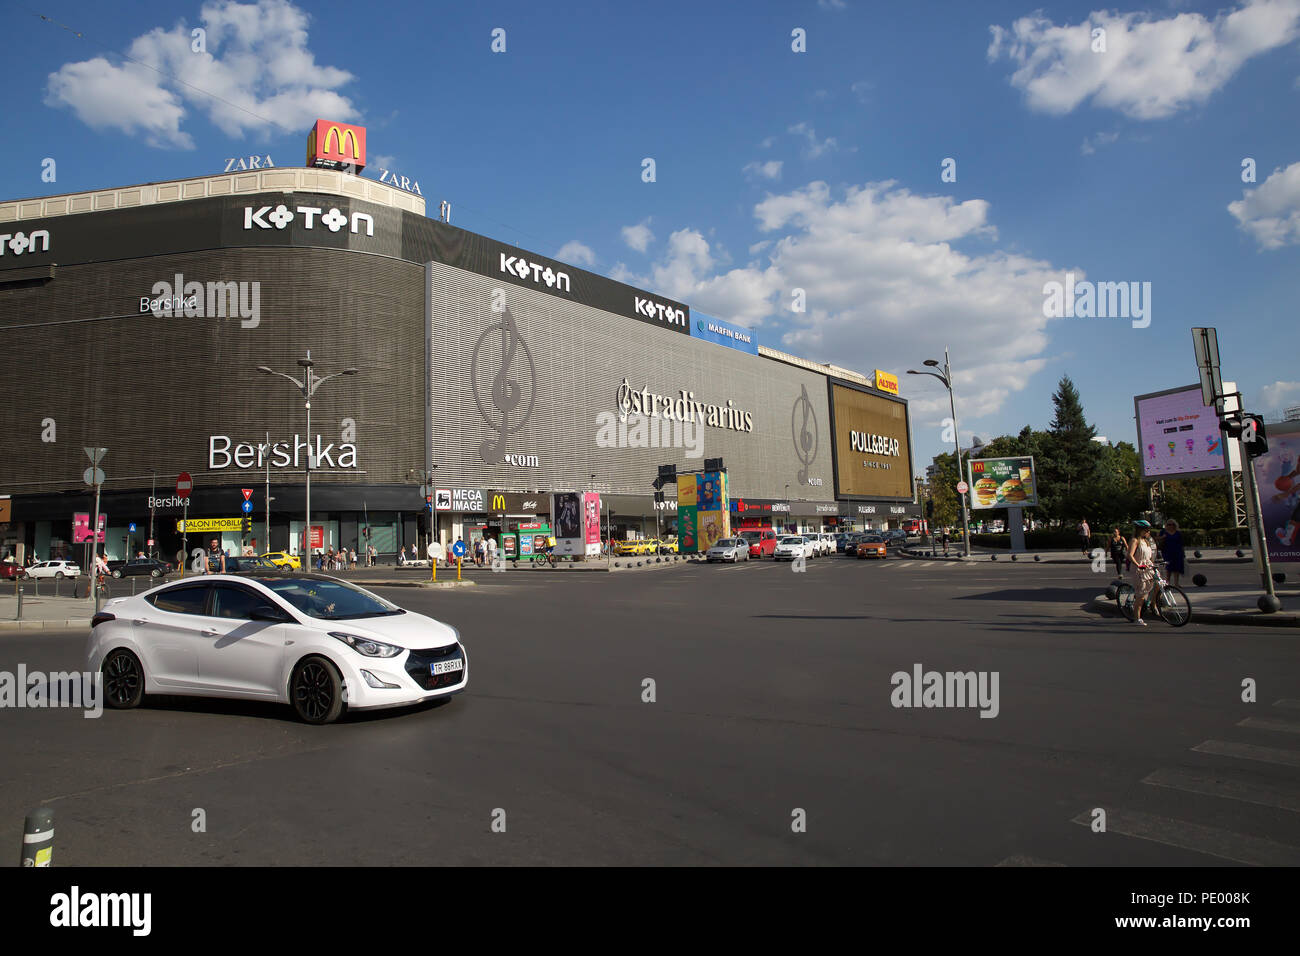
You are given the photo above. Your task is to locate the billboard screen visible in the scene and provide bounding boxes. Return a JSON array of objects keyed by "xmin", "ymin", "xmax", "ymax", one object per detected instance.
[
  {"xmin": 829, "ymin": 383, "xmax": 913, "ymax": 500},
  {"xmin": 968, "ymin": 457, "xmax": 1038, "ymax": 509},
  {"xmin": 1135, "ymin": 386, "xmax": 1229, "ymax": 481},
  {"xmin": 1254, "ymin": 421, "xmax": 1300, "ymax": 565}
]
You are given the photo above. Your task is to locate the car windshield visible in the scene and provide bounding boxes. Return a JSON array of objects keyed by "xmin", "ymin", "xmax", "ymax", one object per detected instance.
[
  {"xmin": 257, "ymin": 576, "xmax": 404, "ymax": 620},
  {"xmin": 780, "ymin": 537, "xmax": 803, "ymax": 544}
]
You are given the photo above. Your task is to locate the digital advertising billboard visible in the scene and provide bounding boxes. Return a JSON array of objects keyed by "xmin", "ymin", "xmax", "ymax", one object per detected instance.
[
  {"xmin": 829, "ymin": 383, "xmax": 913, "ymax": 500},
  {"xmin": 1134, "ymin": 386, "xmax": 1230, "ymax": 481},
  {"xmin": 967, "ymin": 457, "xmax": 1038, "ymax": 510},
  {"xmin": 1253, "ymin": 421, "xmax": 1300, "ymax": 565}
]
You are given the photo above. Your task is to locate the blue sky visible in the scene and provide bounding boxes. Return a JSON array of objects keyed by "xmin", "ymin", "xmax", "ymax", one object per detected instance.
[{"xmin": 4, "ymin": 0, "xmax": 1299, "ymax": 469}]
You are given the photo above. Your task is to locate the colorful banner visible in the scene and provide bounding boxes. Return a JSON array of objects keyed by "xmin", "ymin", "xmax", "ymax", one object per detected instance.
[
  {"xmin": 696, "ymin": 470, "xmax": 731, "ymax": 551},
  {"xmin": 1134, "ymin": 386, "xmax": 1229, "ymax": 480},
  {"xmin": 875, "ymin": 370, "xmax": 899, "ymax": 395},
  {"xmin": 176, "ymin": 517, "xmax": 243, "ymax": 533},
  {"xmin": 72, "ymin": 513, "xmax": 107, "ymax": 543},
  {"xmin": 1255, "ymin": 421, "xmax": 1300, "ymax": 564},
  {"xmin": 584, "ymin": 493, "xmax": 602, "ymax": 547},
  {"xmin": 677, "ymin": 475, "xmax": 698, "ymax": 552},
  {"xmin": 967, "ymin": 457, "xmax": 1039, "ymax": 510}
]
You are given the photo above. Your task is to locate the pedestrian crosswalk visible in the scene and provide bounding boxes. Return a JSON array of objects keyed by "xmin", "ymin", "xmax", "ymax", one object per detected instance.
[{"xmin": 998, "ymin": 699, "xmax": 1300, "ymax": 866}]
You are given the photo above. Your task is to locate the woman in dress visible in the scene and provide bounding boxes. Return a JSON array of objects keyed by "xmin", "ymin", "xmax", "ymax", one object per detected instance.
[
  {"xmin": 1126, "ymin": 520, "xmax": 1156, "ymax": 627},
  {"xmin": 1159, "ymin": 519, "xmax": 1185, "ymax": 588}
]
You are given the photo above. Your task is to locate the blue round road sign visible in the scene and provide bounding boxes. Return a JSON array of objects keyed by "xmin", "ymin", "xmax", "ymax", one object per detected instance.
[
  {"xmin": 241, "ymin": 501, "xmax": 254, "ymax": 514},
  {"xmin": 452, "ymin": 541, "xmax": 467, "ymax": 557}
]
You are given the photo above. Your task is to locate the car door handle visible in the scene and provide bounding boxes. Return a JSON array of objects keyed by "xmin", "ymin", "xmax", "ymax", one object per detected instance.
[
  {"xmin": 133, "ymin": 618, "xmax": 150, "ymax": 626},
  {"xmin": 201, "ymin": 628, "xmax": 220, "ymax": 637}
]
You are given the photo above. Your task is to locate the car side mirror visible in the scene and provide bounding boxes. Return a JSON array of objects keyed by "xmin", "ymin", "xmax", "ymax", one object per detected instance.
[{"xmin": 250, "ymin": 605, "xmax": 288, "ymax": 623}]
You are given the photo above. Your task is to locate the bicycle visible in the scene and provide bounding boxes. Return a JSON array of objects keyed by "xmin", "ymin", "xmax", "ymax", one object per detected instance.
[
  {"xmin": 533, "ymin": 549, "xmax": 554, "ymax": 569},
  {"xmin": 1114, "ymin": 564, "xmax": 1191, "ymax": 627}
]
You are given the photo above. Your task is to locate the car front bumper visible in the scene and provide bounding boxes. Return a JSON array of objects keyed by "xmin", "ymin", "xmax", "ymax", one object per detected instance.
[{"xmin": 338, "ymin": 643, "xmax": 468, "ymax": 711}]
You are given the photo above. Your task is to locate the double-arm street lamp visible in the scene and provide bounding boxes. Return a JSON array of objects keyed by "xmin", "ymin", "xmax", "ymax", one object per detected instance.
[
  {"xmin": 907, "ymin": 348, "xmax": 971, "ymax": 557},
  {"xmin": 257, "ymin": 351, "xmax": 358, "ymax": 562}
]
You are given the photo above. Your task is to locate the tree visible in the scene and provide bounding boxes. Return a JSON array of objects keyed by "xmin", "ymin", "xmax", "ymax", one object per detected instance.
[{"xmin": 1046, "ymin": 375, "xmax": 1097, "ymax": 499}]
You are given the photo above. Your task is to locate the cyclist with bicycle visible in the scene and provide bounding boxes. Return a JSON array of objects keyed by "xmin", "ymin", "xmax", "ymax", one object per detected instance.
[
  {"xmin": 1125, "ymin": 520, "xmax": 1156, "ymax": 626},
  {"xmin": 93, "ymin": 550, "xmax": 110, "ymax": 595}
]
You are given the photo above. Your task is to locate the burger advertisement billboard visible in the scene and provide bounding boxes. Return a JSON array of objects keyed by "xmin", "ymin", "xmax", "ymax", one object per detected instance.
[
  {"xmin": 967, "ymin": 457, "xmax": 1038, "ymax": 510},
  {"xmin": 829, "ymin": 383, "xmax": 913, "ymax": 500}
]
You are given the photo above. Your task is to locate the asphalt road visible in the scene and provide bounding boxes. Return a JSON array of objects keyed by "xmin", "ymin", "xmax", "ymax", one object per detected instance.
[{"xmin": 1, "ymin": 555, "xmax": 1297, "ymax": 866}]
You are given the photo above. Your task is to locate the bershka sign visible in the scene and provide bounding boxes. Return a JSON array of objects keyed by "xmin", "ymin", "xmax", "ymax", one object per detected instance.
[
  {"xmin": 210, "ymin": 435, "xmax": 358, "ymax": 470},
  {"xmin": 851, "ymin": 431, "xmax": 900, "ymax": 456},
  {"xmin": 147, "ymin": 495, "xmax": 189, "ymax": 510},
  {"xmin": 243, "ymin": 204, "xmax": 374, "ymax": 236}
]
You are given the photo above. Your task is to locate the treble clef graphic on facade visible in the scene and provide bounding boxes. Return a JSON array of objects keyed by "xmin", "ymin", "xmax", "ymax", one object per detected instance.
[
  {"xmin": 470, "ymin": 306, "xmax": 536, "ymax": 465},
  {"xmin": 792, "ymin": 383, "xmax": 818, "ymax": 485}
]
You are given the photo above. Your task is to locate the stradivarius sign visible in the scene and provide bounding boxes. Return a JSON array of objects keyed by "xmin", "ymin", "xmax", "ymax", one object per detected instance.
[{"xmin": 616, "ymin": 379, "xmax": 753, "ymax": 433}]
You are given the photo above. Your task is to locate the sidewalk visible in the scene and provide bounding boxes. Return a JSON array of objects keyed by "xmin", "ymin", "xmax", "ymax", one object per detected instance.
[
  {"xmin": 1086, "ymin": 584, "xmax": 1300, "ymax": 628},
  {"xmin": 902, "ymin": 546, "xmax": 1257, "ymax": 565},
  {"xmin": 0, "ymin": 594, "xmax": 94, "ymax": 630}
]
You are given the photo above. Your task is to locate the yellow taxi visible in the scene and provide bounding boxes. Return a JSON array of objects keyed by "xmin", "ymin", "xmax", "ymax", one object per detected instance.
[
  {"xmin": 612, "ymin": 538, "xmax": 656, "ymax": 556},
  {"xmin": 261, "ymin": 551, "xmax": 302, "ymax": 570},
  {"xmin": 658, "ymin": 537, "xmax": 679, "ymax": 554}
]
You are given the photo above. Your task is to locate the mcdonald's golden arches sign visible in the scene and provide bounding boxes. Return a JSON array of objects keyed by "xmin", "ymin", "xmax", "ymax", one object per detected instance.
[{"xmin": 306, "ymin": 119, "xmax": 367, "ymax": 172}]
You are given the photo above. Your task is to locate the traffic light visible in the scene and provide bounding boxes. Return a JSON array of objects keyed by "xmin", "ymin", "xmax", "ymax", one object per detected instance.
[
  {"xmin": 241, "ymin": 515, "xmax": 252, "ymax": 534},
  {"xmin": 1225, "ymin": 414, "xmax": 1268, "ymax": 458}
]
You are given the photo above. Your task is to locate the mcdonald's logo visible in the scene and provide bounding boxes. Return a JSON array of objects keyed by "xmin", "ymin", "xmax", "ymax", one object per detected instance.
[
  {"xmin": 306, "ymin": 119, "xmax": 367, "ymax": 172},
  {"xmin": 491, "ymin": 494, "xmax": 507, "ymax": 511}
]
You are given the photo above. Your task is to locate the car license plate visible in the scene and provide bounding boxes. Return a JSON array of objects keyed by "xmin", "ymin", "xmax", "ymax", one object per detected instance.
[{"xmin": 431, "ymin": 659, "xmax": 463, "ymax": 675}]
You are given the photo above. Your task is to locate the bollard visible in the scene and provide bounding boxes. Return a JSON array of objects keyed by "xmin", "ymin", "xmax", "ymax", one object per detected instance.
[
  {"xmin": 16, "ymin": 585, "xmax": 22, "ymax": 621},
  {"xmin": 1193, "ymin": 573, "xmax": 1207, "ymax": 587},
  {"xmin": 1033, "ymin": 555, "xmax": 1041, "ymax": 562},
  {"xmin": 21, "ymin": 807, "xmax": 54, "ymax": 867}
]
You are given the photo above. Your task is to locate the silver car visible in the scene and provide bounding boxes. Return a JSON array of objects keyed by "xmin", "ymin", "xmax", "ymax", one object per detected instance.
[{"xmin": 706, "ymin": 538, "xmax": 751, "ymax": 563}]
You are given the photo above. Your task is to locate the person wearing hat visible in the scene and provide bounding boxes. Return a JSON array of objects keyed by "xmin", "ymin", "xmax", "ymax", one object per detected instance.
[{"xmin": 1125, "ymin": 520, "xmax": 1156, "ymax": 626}]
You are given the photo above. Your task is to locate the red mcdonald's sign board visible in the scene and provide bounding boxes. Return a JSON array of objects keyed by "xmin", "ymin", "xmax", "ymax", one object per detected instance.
[{"xmin": 306, "ymin": 119, "xmax": 367, "ymax": 172}]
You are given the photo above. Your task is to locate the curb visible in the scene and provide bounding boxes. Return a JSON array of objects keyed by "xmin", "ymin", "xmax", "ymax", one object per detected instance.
[
  {"xmin": 1086, "ymin": 595, "xmax": 1299, "ymax": 628},
  {"xmin": 0, "ymin": 619, "xmax": 92, "ymax": 631}
]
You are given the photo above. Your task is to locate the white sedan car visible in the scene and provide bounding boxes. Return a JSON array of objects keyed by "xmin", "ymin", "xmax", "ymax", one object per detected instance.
[
  {"xmin": 706, "ymin": 538, "xmax": 750, "ymax": 563},
  {"xmin": 773, "ymin": 536, "xmax": 811, "ymax": 562},
  {"xmin": 26, "ymin": 559, "xmax": 82, "ymax": 579},
  {"xmin": 87, "ymin": 573, "xmax": 467, "ymax": 724}
]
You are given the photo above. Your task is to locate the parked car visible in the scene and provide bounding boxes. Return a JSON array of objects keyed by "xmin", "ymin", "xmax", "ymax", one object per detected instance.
[
  {"xmin": 612, "ymin": 539, "xmax": 652, "ymax": 556},
  {"xmin": 801, "ymin": 535, "xmax": 825, "ymax": 557},
  {"xmin": 657, "ymin": 537, "xmax": 679, "ymax": 554},
  {"xmin": 883, "ymin": 529, "xmax": 909, "ymax": 545},
  {"xmin": 843, "ymin": 533, "xmax": 864, "ymax": 556},
  {"xmin": 774, "ymin": 535, "xmax": 811, "ymax": 562},
  {"xmin": 0, "ymin": 559, "xmax": 23, "ymax": 580},
  {"xmin": 87, "ymin": 573, "xmax": 467, "ymax": 725},
  {"xmin": 224, "ymin": 555, "xmax": 281, "ymax": 573},
  {"xmin": 738, "ymin": 529, "xmax": 778, "ymax": 559},
  {"xmin": 25, "ymin": 559, "xmax": 82, "ymax": 580},
  {"xmin": 107, "ymin": 557, "xmax": 173, "ymax": 579},
  {"xmin": 706, "ymin": 538, "xmax": 751, "ymax": 563},
  {"xmin": 818, "ymin": 532, "xmax": 837, "ymax": 555},
  {"xmin": 261, "ymin": 552, "xmax": 302, "ymax": 570},
  {"xmin": 855, "ymin": 534, "xmax": 888, "ymax": 559}
]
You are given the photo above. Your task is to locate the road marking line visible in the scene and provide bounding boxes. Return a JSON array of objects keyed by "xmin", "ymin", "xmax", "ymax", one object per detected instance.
[
  {"xmin": 1193, "ymin": 739, "xmax": 1300, "ymax": 768},
  {"xmin": 1238, "ymin": 717, "xmax": 1300, "ymax": 735},
  {"xmin": 1070, "ymin": 808, "xmax": 1300, "ymax": 866},
  {"xmin": 994, "ymin": 855, "xmax": 1067, "ymax": 867},
  {"xmin": 1142, "ymin": 767, "xmax": 1300, "ymax": 813}
]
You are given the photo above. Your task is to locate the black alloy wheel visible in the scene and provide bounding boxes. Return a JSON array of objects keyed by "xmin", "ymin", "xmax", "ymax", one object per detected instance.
[
  {"xmin": 291, "ymin": 656, "xmax": 344, "ymax": 724},
  {"xmin": 103, "ymin": 649, "xmax": 145, "ymax": 709}
]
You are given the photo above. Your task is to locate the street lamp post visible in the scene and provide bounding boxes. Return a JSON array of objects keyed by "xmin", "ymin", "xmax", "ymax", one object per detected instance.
[
  {"xmin": 257, "ymin": 351, "xmax": 358, "ymax": 565},
  {"xmin": 908, "ymin": 348, "xmax": 971, "ymax": 557}
]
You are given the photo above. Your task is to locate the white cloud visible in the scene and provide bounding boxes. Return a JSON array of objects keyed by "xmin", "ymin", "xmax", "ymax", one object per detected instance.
[
  {"xmin": 45, "ymin": 0, "xmax": 358, "ymax": 148},
  {"xmin": 850, "ymin": 80, "xmax": 873, "ymax": 103},
  {"xmin": 1257, "ymin": 380, "xmax": 1300, "ymax": 410},
  {"xmin": 759, "ymin": 136, "xmax": 776, "ymax": 149},
  {"xmin": 556, "ymin": 240, "xmax": 596, "ymax": 267},
  {"xmin": 614, "ymin": 181, "xmax": 1068, "ymax": 423},
  {"xmin": 788, "ymin": 122, "xmax": 838, "ymax": 158},
  {"xmin": 1080, "ymin": 131, "xmax": 1119, "ymax": 154},
  {"xmin": 988, "ymin": 0, "xmax": 1300, "ymax": 120},
  {"xmin": 1228, "ymin": 161, "xmax": 1300, "ymax": 248},
  {"xmin": 369, "ymin": 154, "xmax": 397, "ymax": 170},
  {"xmin": 743, "ymin": 160, "xmax": 784, "ymax": 181},
  {"xmin": 819, "ymin": 0, "xmax": 848, "ymax": 9},
  {"xmin": 620, "ymin": 220, "xmax": 655, "ymax": 253}
]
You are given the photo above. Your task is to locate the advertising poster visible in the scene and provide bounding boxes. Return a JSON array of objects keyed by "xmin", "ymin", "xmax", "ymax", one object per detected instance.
[
  {"xmin": 583, "ymin": 493, "xmax": 602, "ymax": 551},
  {"xmin": 830, "ymin": 383, "xmax": 913, "ymax": 499},
  {"xmin": 1134, "ymin": 386, "xmax": 1229, "ymax": 481},
  {"xmin": 72, "ymin": 513, "xmax": 107, "ymax": 544},
  {"xmin": 696, "ymin": 470, "xmax": 731, "ymax": 551},
  {"xmin": 968, "ymin": 457, "xmax": 1038, "ymax": 510},
  {"xmin": 553, "ymin": 492, "xmax": 585, "ymax": 556},
  {"xmin": 1254, "ymin": 421, "xmax": 1300, "ymax": 564},
  {"xmin": 677, "ymin": 475, "xmax": 698, "ymax": 553}
]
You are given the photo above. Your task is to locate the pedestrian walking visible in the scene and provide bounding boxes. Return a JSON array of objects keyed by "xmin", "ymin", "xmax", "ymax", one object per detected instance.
[
  {"xmin": 1078, "ymin": 518, "xmax": 1091, "ymax": 556},
  {"xmin": 1108, "ymin": 527, "xmax": 1128, "ymax": 574},
  {"xmin": 475, "ymin": 538, "xmax": 485, "ymax": 566},
  {"xmin": 940, "ymin": 527, "xmax": 950, "ymax": 556},
  {"xmin": 486, "ymin": 536, "xmax": 497, "ymax": 566},
  {"xmin": 1159, "ymin": 519, "xmax": 1185, "ymax": 588},
  {"xmin": 367, "ymin": 543, "xmax": 376, "ymax": 567},
  {"xmin": 1126, "ymin": 520, "xmax": 1156, "ymax": 627}
]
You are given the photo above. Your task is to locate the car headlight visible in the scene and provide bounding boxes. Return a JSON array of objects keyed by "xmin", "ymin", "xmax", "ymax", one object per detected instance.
[{"xmin": 329, "ymin": 631, "xmax": 404, "ymax": 658}]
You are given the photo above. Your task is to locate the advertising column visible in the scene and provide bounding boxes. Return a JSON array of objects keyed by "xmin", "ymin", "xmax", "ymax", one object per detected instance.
[
  {"xmin": 677, "ymin": 475, "xmax": 698, "ymax": 554},
  {"xmin": 1255, "ymin": 422, "xmax": 1300, "ymax": 565},
  {"xmin": 553, "ymin": 492, "xmax": 583, "ymax": 557},
  {"xmin": 583, "ymin": 493, "xmax": 602, "ymax": 557},
  {"xmin": 697, "ymin": 470, "xmax": 730, "ymax": 551}
]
